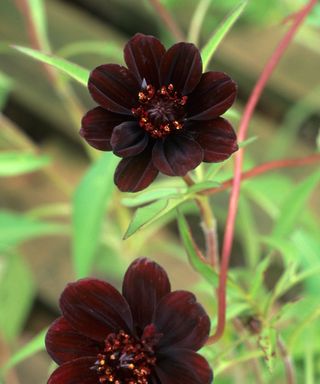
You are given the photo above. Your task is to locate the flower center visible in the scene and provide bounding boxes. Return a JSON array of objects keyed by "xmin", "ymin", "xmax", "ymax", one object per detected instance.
[
  {"xmin": 92, "ymin": 325, "xmax": 161, "ymax": 384},
  {"xmin": 132, "ymin": 83, "xmax": 187, "ymax": 139}
]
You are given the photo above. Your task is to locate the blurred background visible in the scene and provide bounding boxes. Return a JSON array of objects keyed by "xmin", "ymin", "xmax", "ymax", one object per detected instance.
[{"xmin": 0, "ymin": 0, "xmax": 319, "ymax": 383}]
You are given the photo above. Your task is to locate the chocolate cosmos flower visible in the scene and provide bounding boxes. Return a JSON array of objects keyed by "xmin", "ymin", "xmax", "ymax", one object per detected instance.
[
  {"xmin": 80, "ymin": 33, "xmax": 238, "ymax": 192},
  {"xmin": 46, "ymin": 258, "xmax": 213, "ymax": 384}
]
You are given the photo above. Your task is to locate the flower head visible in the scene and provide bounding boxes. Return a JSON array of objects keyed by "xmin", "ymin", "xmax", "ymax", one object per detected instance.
[
  {"xmin": 46, "ymin": 258, "xmax": 213, "ymax": 384},
  {"xmin": 80, "ymin": 33, "xmax": 238, "ymax": 192}
]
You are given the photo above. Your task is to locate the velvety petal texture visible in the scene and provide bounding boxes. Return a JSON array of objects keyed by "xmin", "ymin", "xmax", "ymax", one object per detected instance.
[
  {"xmin": 45, "ymin": 317, "xmax": 103, "ymax": 365},
  {"xmin": 160, "ymin": 42, "xmax": 202, "ymax": 95},
  {"xmin": 60, "ymin": 278, "xmax": 133, "ymax": 341},
  {"xmin": 154, "ymin": 291, "xmax": 210, "ymax": 351},
  {"xmin": 190, "ymin": 118, "xmax": 238, "ymax": 162},
  {"xmin": 114, "ymin": 147, "xmax": 159, "ymax": 192},
  {"xmin": 152, "ymin": 135, "xmax": 203, "ymax": 176},
  {"xmin": 80, "ymin": 107, "xmax": 127, "ymax": 151},
  {"xmin": 122, "ymin": 258, "xmax": 171, "ymax": 331},
  {"xmin": 124, "ymin": 33, "xmax": 166, "ymax": 88},
  {"xmin": 88, "ymin": 64, "xmax": 140, "ymax": 114},
  {"xmin": 187, "ymin": 72, "xmax": 237, "ymax": 120},
  {"xmin": 110, "ymin": 121, "xmax": 148, "ymax": 157},
  {"xmin": 156, "ymin": 349, "xmax": 213, "ymax": 384},
  {"xmin": 48, "ymin": 357, "xmax": 97, "ymax": 384}
]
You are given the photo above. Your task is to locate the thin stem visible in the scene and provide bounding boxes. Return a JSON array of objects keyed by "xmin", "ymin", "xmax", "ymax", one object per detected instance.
[
  {"xmin": 277, "ymin": 336, "xmax": 296, "ymax": 384},
  {"xmin": 201, "ymin": 153, "xmax": 320, "ymax": 196},
  {"xmin": 232, "ymin": 318, "xmax": 264, "ymax": 384},
  {"xmin": 148, "ymin": 0, "xmax": 185, "ymax": 41},
  {"xmin": 208, "ymin": 0, "xmax": 318, "ymax": 344},
  {"xmin": 187, "ymin": 0, "xmax": 211, "ymax": 44},
  {"xmin": 183, "ymin": 175, "xmax": 219, "ymax": 269}
]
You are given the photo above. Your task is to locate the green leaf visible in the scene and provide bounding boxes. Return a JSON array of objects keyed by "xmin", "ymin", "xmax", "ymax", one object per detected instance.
[
  {"xmin": 121, "ymin": 187, "xmax": 185, "ymax": 207},
  {"xmin": 124, "ymin": 197, "xmax": 187, "ymax": 239},
  {"xmin": 57, "ymin": 41, "xmax": 123, "ymax": 61},
  {"xmin": 72, "ymin": 153, "xmax": 118, "ymax": 278},
  {"xmin": 0, "ymin": 151, "xmax": 50, "ymax": 176},
  {"xmin": 0, "ymin": 71, "xmax": 13, "ymax": 111},
  {"xmin": 176, "ymin": 210, "xmax": 217, "ymax": 285},
  {"xmin": 201, "ymin": 0, "xmax": 247, "ymax": 70},
  {"xmin": 0, "ymin": 254, "xmax": 35, "ymax": 341},
  {"xmin": 26, "ymin": 0, "xmax": 50, "ymax": 51},
  {"xmin": 0, "ymin": 211, "xmax": 66, "ymax": 251},
  {"xmin": 12, "ymin": 46, "xmax": 89, "ymax": 86},
  {"xmin": 0, "ymin": 328, "xmax": 46, "ymax": 374},
  {"xmin": 187, "ymin": 180, "xmax": 220, "ymax": 194},
  {"xmin": 272, "ymin": 170, "xmax": 320, "ymax": 238}
]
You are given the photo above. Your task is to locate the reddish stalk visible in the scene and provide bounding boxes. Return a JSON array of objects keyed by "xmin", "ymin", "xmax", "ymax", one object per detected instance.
[
  {"xmin": 208, "ymin": 0, "xmax": 317, "ymax": 344},
  {"xmin": 148, "ymin": 0, "xmax": 185, "ymax": 42},
  {"xmin": 201, "ymin": 154, "xmax": 320, "ymax": 196}
]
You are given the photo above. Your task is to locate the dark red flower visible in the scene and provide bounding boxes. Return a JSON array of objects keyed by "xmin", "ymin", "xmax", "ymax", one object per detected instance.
[
  {"xmin": 46, "ymin": 258, "xmax": 213, "ymax": 384},
  {"xmin": 80, "ymin": 33, "xmax": 238, "ymax": 192}
]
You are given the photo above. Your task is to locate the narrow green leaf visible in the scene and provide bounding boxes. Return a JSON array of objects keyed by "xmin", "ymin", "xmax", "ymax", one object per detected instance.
[
  {"xmin": 0, "ymin": 151, "xmax": 50, "ymax": 176},
  {"xmin": 0, "ymin": 328, "xmax": 46, "ymax": 374},
  {"xmin": 12, "ymin": 46, "xmax": 89, "ymax": 86},
  {"xmin": 0, "ymin": 71, "xmax": 13, "ymax": 111},
  {"xmin": 0, "ymin": 211, "xmax": 66, "ymax": 251},
  {"xmin": 121, "ymin": 187, "xmax": 185, "ymax": 207},
  {"xmin": 57, "ymin": 41, "xmax": 123, "ymax": 61},
  {"xmin": 176, "ymin": 210, "xmax": 217, "ymax": 285},
  {"xmin": 72, "ymin": 153, "xmax": 118, "ymax": 278},
  {"xmin": 27, "ymin": 0, "xmax": 50, "ymax": 51},
  {"xmin": 0, "ymin": 254, "xmax": 35, "ymax": 341},
  {"xmin": 201, "ymin": 0, "xmax": 247, "ymax": 70},
  {"xmin": 272, "ymin": 170, "xmax": 320, "ymax": 238},
  {"xmin": 187, "ymin": 180, "xmax": 220, "ymax": 194},
  {"xmin": 187, "ymin": 0, "xmax": 211, "ymax": 44},
  {"xmin": 124, "ymin": 197, "xmax": 187, "ymax": 239}
]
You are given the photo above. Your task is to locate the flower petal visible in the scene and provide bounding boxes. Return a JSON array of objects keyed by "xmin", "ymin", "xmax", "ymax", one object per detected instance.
[
  {"xmin": 60, "ymin": 278, "xmax": 133, "ymax": 342},
  {"xmin": 160, "ymin": 43, "xmax": 202, "ymax": 95},
  {"xmin": 114, "ymin": 147, "xmax": 159, "ymax": 192},
  {"xmin": 155, "ymin": 348, "xmax": 213, "ymax": 384},
  {"xmin": 48, "ymin": 357, "xmax": 98, "ymax": 384},
  {"xmin": 80, "ymin": 107, "xmax": 127, "ymax": 151},
  {"xmin": 88, "ymin": 64, "xmax": 140, "ymax": 114},
  {"xmin": 187, "ymin": 71, "xmax": 237, "ymax": 120},
  {"xmin": 124, "ymin": 33, "xmax": 166, "ymax": 88},
  {"xmin": 189, "ymin": 118, "xmax": 238, "ymax": 162},
  {"xmin": 154, "ymin": 291, "xmax": 210, "ymax": 351},
  {"xmin": 110, "ymin": 121, "xmax": 148, "ymax": 157},
  {"xmin": 122, "ymin": 258, "xmax": 171, "ymax": 332},
  {"xmin": 152, "ymin": 134, "xmax": 203, "ymax": 176},
  {"xmin": 45, "ymin": 317, "xmax": 103, "ymax": 365}
]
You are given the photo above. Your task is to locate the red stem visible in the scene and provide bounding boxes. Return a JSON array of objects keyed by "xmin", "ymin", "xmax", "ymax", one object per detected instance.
[
  {"xmin": 201, "ymin": 154, "xmax": 320, "ymax": 196},
  {"xmin": 208, "ymin": 0, "xmax": 317, "ymax": 344}
]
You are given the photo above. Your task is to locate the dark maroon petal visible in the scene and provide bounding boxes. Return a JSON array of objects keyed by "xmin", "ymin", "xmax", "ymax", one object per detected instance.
[
  {"xmin": 124, "ymin": 33, "xmax": 166, "ymax": 88},
  {"xmin": 189, "ymin": 118, "xmax": 238, "ymax": 162},
  {"xmin": 47, "ymin": 357, "xmax": 98, "ymax": 384},
  {"xmin": 187, "ymin": 71, "xmax": 237, "ymax": 120},
  {"xmin": 152, "ymin": 134, "xmax": 203, "ymax": 176},
  {"xmin": 114, "ymin": 147, "xmax": 159, "ymax": 192},
  {"xmin": 60, "ymin": 278, "xmax": 133, "ymax": 342},
  {"xmin": 155, "ymin": 349, "xmax": 213, "ymax": 384},
  {"xmin": 160, "ymin": 43, "xmax": 202, "ymax": 95},
  {"xmin": 122, "ymin": 258, "xmax": 171, "ymax": 331},
  {"xmin": 80, "ymin": 107, "xmax": 127, "ymax": 151},
  {"xmin": 110, "ymin": 121, "xmax": 148, "ymax": 157},
  {"xmin": 88, "ymin": 64, "xmax": 140, "ymax": 114},
  {"xmin": 154, "ymin": 291, "xmax": 210, "ymax": 351},
  {"xmin": 45, "ymin": 317, "xmax": 103, "ymax": 365}
]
